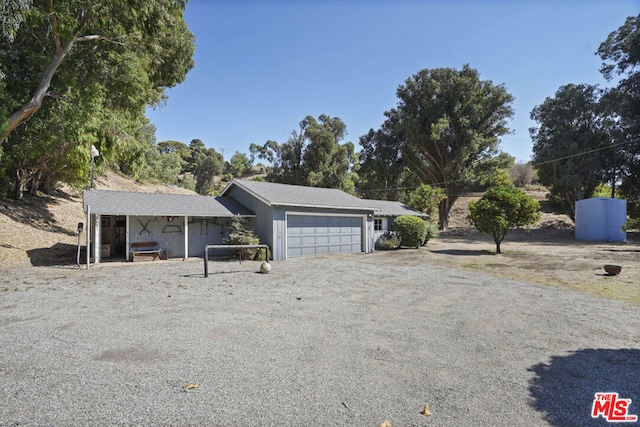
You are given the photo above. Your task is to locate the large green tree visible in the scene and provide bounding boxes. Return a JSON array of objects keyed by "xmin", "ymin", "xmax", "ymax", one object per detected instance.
[
  {"xmin": 530, "ymin": 83, "xmax": 615, "ymax": 219},
  {"xmin": 268, "ymin": 114, "xmax": 355, "ymax": 191},
  {"xmin": 598, "ymin": 14, "xmax": 640, "ymax": 212},
  {"xmin": 0, "ymin": 0, "xmax": 194, "ymax": 197},
  {"xmin": 391, "ymin": 65, "xmax": 514, "ymax": 229},
  {"xmin": 357, "ymin": 114, "xmax": 410, "ymax": 201}
]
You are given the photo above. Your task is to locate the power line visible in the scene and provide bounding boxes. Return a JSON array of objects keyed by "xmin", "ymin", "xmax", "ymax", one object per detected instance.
[
  {"xmin": 530, "ymin": 137, "xmax": 638, "ymax": 168},
  {"xmin": 357, "ymin": 136, "xmax": 639, "ymax": 195}
]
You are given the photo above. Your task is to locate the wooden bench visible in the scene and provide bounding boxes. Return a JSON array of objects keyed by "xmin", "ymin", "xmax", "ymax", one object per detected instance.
[{"xmin": 131, "ymin": 241, "xmax": 160, "ymax": 262}]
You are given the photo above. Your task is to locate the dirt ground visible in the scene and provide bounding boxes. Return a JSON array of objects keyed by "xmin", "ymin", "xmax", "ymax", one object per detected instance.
[{"xmin": 0, "ymin": 178, "xmax": 638, "ymax": 304}]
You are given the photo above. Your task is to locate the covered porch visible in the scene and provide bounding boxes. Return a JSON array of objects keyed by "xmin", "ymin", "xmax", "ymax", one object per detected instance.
[{"xmin": 82, "ymin": 190, "xmax": 254, "ymax": 266}]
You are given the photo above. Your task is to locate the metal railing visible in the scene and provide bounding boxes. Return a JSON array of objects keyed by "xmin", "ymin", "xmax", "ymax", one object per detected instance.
[{"xmin": 204, "ymin": 244, "xmax": 271, "ymax": 278}]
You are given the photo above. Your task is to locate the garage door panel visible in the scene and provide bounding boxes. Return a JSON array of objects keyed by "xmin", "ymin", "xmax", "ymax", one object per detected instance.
[
  {"xmin": 288, "ymin": 236, "xmax": 302, "ymax": 246},
  {"xmin": 287, "ymin": 215, "xmax": 362, "ymax": 258},
  {"xmin": 316, "ymin": 236, "xmax": 329, "ymax": 244}
]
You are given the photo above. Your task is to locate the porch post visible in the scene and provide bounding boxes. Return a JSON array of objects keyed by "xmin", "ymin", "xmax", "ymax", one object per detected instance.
[
  {"xmin": 94, "ymin": 214, "xmax": 101, "ymax": 264},
  {"xmin": 184, "ymin": 216, "xmax": 189, "ymax": 260},
  {"xmin": 125, "ymin": 215, "xmax": 130, "ymax": 262},
  {"xmin": 86, "ymin": 205, "xmax": 90, "ymax": 269}
]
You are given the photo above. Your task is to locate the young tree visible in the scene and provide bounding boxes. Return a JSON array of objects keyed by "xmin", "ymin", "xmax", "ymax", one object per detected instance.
[
  {"xmin": 530, "ymin": 84, "xmax": 614, "ymax": 219},
  {"xmin": 392, "ymin": 65, "xmax": 515, "ymax": 229},
  {"xmin": 467, "ymin": 186, "xmax": 541, "ymax": 254}
]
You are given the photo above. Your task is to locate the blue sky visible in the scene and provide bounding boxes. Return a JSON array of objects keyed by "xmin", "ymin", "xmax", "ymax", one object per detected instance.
[{"xmin": 146, "ymin": 0, "xmax": 639, "ymax": 163}]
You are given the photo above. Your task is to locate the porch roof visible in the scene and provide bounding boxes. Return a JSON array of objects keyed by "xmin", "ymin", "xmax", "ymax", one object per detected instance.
[{"xmin": 83, "ymin": 190, "xmax": 254, "ymax": 217}]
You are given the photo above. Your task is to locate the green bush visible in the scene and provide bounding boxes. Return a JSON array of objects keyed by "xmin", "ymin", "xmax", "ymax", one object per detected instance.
[
  {"xmin": 391, "ymin": 215, "xmax": 427, "ymax": 248},
  {"xmin": 423, "ymin": 220, "xmax": 439, "ymax": 245},
  {"xmin": 223, "ymin": 216, "xmax": 261, "ymax": 259},
  {"xmin": 375, "ymin": 231, "xmax": 401, "ymax": 250}
]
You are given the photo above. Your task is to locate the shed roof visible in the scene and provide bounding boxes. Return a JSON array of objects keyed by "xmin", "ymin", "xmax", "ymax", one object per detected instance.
[
  {"xmin": 363, "ymin": 199, "xmax": 428, "ymax": 218},
  {"xmin": 83, "ymin": 190, "xmax": 254, "ymax": 217},
  {"xmin": 221, "ymin": 179, "xmax": 379, "ymax": 212}
]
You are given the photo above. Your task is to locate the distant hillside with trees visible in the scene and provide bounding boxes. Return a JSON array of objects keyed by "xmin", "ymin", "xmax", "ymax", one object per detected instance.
[{"xmin": 2, "ymin": 4, "xmax": 637, "ymax": 230}]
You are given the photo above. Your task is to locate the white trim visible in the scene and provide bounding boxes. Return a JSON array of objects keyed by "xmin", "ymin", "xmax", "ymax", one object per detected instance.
[
  {"xmin": 125, "ymin": 215, "xmax": 130, "ymax": 262},
  {"xmin": 86, "ymin": 205, "xmax": 91, "ymax": 269},
  {"xmin": 183, "ymin": 215, "xmax": 189, "ymax": 260},
  {"xmin": 284, "ymin": 211, "xmax": 367, "ymax": 260},
  {"xmin": 94, "ymin": 214, "xmax": 101, "ymax": 264}
]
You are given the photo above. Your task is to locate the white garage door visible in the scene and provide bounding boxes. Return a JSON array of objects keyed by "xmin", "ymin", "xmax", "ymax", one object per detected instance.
[{"xmin": 287, "ymin": 215, "xmax": 362, "ymax": 258}]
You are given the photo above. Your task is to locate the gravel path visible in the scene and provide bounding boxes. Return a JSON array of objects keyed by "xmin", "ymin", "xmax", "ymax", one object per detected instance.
[{"xmin": 1, "ymin": 253, "xmax": 638, "ymax": 426}]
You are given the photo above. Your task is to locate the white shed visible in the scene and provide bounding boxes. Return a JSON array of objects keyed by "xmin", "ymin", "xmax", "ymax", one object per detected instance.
[{"xmin": 575, "ymin": 197, "xmax": 627, "ymax": 242}]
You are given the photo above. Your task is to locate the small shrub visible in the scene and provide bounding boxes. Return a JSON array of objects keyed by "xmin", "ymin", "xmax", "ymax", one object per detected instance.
[
  {"xmin": 623, "ymin": 218, "xmax": 640, "ymax": 231},
  {"xmin": 392, "ymin": 215, "xmax": 427, "ymax": 248},
  {"xmin": 223, "ymin": 216, "xmax": 260, "ymax": 259},
  {"xmin": 375, "ymin": 231, "xmax": 401, "ymax": 250},
  {"xmin": 423, "ymin": 220, "xmax": 439, "ymax": 245}
]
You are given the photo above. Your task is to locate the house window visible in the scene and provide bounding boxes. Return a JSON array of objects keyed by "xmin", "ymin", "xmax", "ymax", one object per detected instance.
[{"xmin": 374, "ymin": 218, "xmax": 383, "ymax": 231}]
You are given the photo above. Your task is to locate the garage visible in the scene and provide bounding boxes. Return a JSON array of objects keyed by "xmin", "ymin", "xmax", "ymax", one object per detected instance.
[
  {"xmin": 219, "ymin": 179, "xmax": 379, "ymax": 260},
  {"xmin": 286, "ymin": 214, "xmax": 363, "ymax": 258}
]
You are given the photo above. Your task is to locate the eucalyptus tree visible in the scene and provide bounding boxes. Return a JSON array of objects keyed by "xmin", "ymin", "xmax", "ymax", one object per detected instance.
[
  {"xmin": 392, "ymin": 65, "xmax": 514, "ymax": 228},
  {"xmin": 0, "ymin": 0, "xmax": 194, "ymax": 197},
  {"xmin": 268, "ymin": 114, "xmax": 354, "ymax": 191}
]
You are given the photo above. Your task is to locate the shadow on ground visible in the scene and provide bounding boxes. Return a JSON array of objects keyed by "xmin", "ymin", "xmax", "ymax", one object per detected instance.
[
  {"xmin": 429, "ymin": 249, "xmax": 494, "ymax": 256},
  {"xmin": 27, "ymin": 243, "xmax": 80, "ymax": 267},
  {"xmin": 0, "ymin": 190, "xmax": 78, "ymax": 236},
  {"xmin": 528, "ymin": 348, "xmax": 640, "ymax": 426}
]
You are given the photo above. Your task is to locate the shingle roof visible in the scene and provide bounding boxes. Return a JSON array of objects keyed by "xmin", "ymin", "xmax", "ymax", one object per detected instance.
[
  {"xmin": 221, "ymin": 179, "xmax": 378, "ymax": 211},
  {"xmin": 221, "ymin": 180, "xmax": 427, "ymax": 217},
  {"xmin": 360, "ymin": 199, "xmax": 428, "ymax": 218},
  {"xmin": 83, "ymin": 190, "xmax": 254, "ymax": 217}
]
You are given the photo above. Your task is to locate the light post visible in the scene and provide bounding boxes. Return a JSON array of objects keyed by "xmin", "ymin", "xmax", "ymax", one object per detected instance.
[{"xmin": 90, "ymin": 145, "xmax": 100, "ymax": 189}]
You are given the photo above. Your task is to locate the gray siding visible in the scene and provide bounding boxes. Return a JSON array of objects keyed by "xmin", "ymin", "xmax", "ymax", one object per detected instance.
[
  {"xmin": 225, "ymin": 186, "xmax": 275, "ymax": 257},
  {"xmin": 130, "ymin": 215, "xmax": 186, "ymax": 259},
  {"xmin": 188, "ymin": 217, "xmax": 227, "ymax": 257}
]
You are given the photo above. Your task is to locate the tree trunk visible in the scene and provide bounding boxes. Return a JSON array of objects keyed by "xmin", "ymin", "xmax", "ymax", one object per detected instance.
[
  {"xmin": 438, "ymin": 198, "xmax": 451, "ymax": 230},
  {"xmin": 15, "ymin": 168, "xmax": 31, "ymax": 200},
  {"xmin": 495, "ymin": 240, "xmax": 501, "ymax": 254},
  {"xmin": 2, "ymin": 39, "xmax": 75, "ymax": 143}
]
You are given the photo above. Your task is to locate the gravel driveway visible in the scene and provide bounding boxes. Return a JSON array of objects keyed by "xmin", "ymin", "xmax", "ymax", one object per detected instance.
[{"xmin": 1, "ymin": 252, "xmax": 638, "ymax": 426}]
